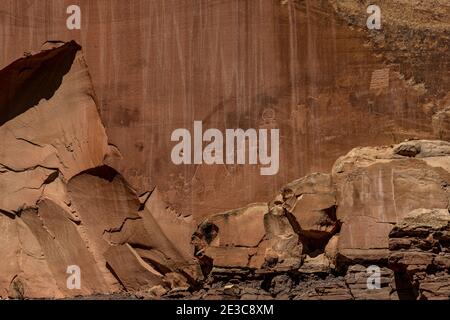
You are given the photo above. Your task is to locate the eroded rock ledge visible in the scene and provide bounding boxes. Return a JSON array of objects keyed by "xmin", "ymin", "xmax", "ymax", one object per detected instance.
[
  {"xmin": 190, "ymin": 140, "xmax": 450, "ymax": 300},
  {"xmin": 0, "ymin": 43, "xmax": 449, "ymax": 300}
]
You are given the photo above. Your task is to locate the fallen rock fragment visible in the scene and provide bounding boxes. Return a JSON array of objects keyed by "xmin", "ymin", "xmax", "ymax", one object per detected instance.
[
  {"xmin": 104, "ymin": 244, "xmax": 164, "ymax": 292},
  {"xmin": 192, "ymin": 203, "xmax": 268, "ymax": 272}
]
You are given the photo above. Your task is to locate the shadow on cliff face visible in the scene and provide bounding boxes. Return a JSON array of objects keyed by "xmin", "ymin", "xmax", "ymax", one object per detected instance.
[
  {"xmin": 80, "ymin": 165, "xmax": 119, "ymax": 183},
  {"xmin": 0, "ymin": 40, "xmax": 81, "ymax": 126}
]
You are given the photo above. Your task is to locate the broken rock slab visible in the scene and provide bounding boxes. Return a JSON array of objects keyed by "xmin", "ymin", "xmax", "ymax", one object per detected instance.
[
  {"xmin": 0, "ymin": 42, "xmax": 112, "ymax": 298},
  {"xmin": 333, "ymin": 140, "xmax": 450, "ymax": 263},
  {"xmin": 273, "ymin": 173, "xmax": 339, "ymax": 253},
  {"xmin": 433, "ymin": 107, "xmax": 450, "ymax": 141},
  {"xmin": 344, "ymin": 264, "xmax": 393, "ymax": 300},
  {"xmin": 193, "ymin": 202, "xmax": 303, "ymax": 274},
  {"xmin": 104, "ymin": 244, "xmax": 164, "ymax": 292},
  {"xmin": 193, "ymin": 203, "xmax": 267, "ymax": 271}
]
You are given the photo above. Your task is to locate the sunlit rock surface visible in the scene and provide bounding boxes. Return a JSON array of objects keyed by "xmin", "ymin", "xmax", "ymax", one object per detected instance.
[
  {"xmin": 0, "ymin": 43, "xmax": 200, "ymax": 299},
  {"xmin": 1, "ymin": 0, "xmax": 449, "ymax": 219},
  {"xmin": 0, "ymin": 0, "xmax": 449, "ymax": 300}
]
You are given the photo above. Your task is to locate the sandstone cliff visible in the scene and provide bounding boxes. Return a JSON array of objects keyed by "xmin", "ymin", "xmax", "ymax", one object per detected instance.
[
  {"xmin": 0, "ymin": 0, "xmax": 449, "ymax": 300},
  {"xmin": 0, "ymin": 42, "xmax": 201, "ymax": 299},
  {"xmin": 1, "ymin": 0, "xmax": 449, "ymax": 218},
  {"xmin": 0, "ymin": 43, "xmax": 449, "ymax": 299}
]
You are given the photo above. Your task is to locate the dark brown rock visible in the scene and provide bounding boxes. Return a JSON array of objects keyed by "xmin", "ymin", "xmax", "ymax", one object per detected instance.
[{"xmin": 388, "ymin": 208, "xmax": 450, "ymax": 300}]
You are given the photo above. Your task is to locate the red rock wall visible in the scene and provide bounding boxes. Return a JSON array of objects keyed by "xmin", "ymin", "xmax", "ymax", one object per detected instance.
[{"xmin": 1, "ymin": 0, "xmax": 448, "ymax": 220}]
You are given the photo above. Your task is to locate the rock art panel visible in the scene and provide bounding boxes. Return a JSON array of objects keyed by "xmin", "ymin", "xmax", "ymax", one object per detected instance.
[{"xmin": 1, "ymin": 0, "xmax": 448, "ymax": 218}]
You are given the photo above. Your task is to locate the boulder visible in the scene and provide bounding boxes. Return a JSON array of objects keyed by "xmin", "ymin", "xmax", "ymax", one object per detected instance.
[
  {"xmin": 333, "ymin": 140, "xmax": 450, "ymax": 263},
  {"xmin": 104, "ymin": 244, "xmax": 164, "ymax": 292},
  {"xmin": 298, "ymin": 254, "xmax": 331, "ymax": 274},
  {"xmin": 193, "ymin": 202, "xmax": 303, "ymax": 273},
  {"xmin": 282, "ymin": 173, "xmax": 339, "ymax": 242}
]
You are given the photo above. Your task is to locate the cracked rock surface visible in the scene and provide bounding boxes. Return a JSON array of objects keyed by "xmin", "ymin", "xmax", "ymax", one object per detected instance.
[
  {"xmin": 190, "ymin": 140, "xmax": 450, "ymax": 300},
  {"xmin": 0, "ymin": 1, "xmax": 449, "ymax": 299},
  {"xmin": 0, "ymin": 43, "xmax": 201, "ymax": 299},
  {"xmin": 2, "ymin": 0, "xmax": 449, "ymax": 218}
]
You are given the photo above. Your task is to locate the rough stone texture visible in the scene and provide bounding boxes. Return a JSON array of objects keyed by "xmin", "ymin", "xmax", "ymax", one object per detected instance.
[
  {"xmin": 283, "ymin": 173, "xmax": 338, "ymax": 240},
  {"xmin": 344, "ymin": 264, "xmax": 393, "ymax": 300},
  {"xmin": 388, "ymin": 208, "xmax": 450, "ymax": 300},
  {"xmin": 1, "ymin": 50, "xmax": 448, "ymax": 301},
  {"xmin": 104, "ymin": 244, "xmax": 164, "ymax": 292},
  {"xmin": 188, "ymin": 141, "xmax": 450, "ymax": 300},
  {"xmin": 298, "ymin": 254, "xmax": 331, "ymax": 274},
  {"xmin": 433, "ymin": 107, "xmax": 450, "ymax": 141},
  {"xmin": 0, "ymin": 43, "xmax": 200, "ymax": 299},
  {"xmin": 192, "ymin": 201, "xmax": 306, "ymax": 275},
  {"xmin": 1, "ymin": 1, "xmax": 449, "ymax": 300},
  {"xmin": 1, "ymin": 0, "xmax": 449, "ymax": 219},
  {"xmin": 333, "ymin": 140, "xmax": 450, "ymax": 263}
]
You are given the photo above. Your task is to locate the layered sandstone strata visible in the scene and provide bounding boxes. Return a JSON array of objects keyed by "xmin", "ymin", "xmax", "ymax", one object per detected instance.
[{"xmin": 389, "ymin": 209, "xmax": 450, "ymax": 300}]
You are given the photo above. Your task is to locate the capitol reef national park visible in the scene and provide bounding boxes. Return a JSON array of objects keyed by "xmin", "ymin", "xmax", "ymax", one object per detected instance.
[{"xmin": 0, "ymin": 0, "xmax": 449, "ymax": 302}]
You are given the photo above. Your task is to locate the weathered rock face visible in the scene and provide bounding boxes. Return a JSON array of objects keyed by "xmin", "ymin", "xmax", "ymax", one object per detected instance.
[
  {"xmin": 433, "ymin": 107, "xmax": 450, "ymax": 141},
  {"xmin": 1, "ymin": 0, "xmax": 449, "ymax": 219},
  {"xmin": 0, "ymin": 43, "xmax": 201, "ymax": 299},
  {"xmin": 192, "ymin": 140, "xmax": 450, "ymax": 300},
  {"xmin": 333, "ymin": 140, "xmax": 450, "ymax": 263},
  {"xmin": 192, "ymin": 203, "xmax": 303, "ymax": 274},
  {"xmin": 279, "ymin": 173, "xmax": 339, "ymax": 247},
  {"xmin": 1, "ymin": 1, "xmax": 449, "ymax": 301},
  {"xmin": 389, "ymin": 208, "xmax": 450, "ymax": 300}
]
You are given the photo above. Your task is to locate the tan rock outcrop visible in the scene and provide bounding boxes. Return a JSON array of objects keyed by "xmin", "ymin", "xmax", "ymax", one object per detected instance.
[
  {"xmin": 193, "ymin": 203, "xmax": 268, "ymax": 272},
  {"xmin": 191, "ymin": 140, "xmax": 450, "ymax": 300},
  {"xmin": 333, "ymin": 140, "xmax": 450, "ymax": 262},
  {"xmin": 283, "ymin": 174, "xmax": 337, "ymax": 233},
  {"xmin": 104, "ymin": 244, "xmax": 164, "ymax": 292},
  {"xmin": 193, "ymin": 202, "xmax": 303, "ymax": 274},
  {"xmin": 0, "ymin": 43, "xmax": 200, "ymax": 299},
  {"xmin": 3, "ymin": 0, "xmax": 448, "ymax": 219},
  {"xmin": 0, "ymin": 0, "xmax": 449, "ymax": 300}
]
